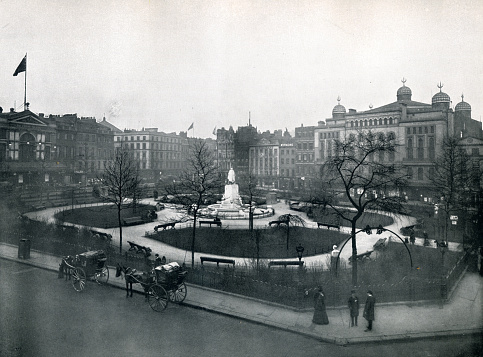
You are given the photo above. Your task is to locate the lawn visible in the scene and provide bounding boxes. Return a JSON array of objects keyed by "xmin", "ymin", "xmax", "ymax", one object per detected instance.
[
  {"xmin": 149, "ymin": 226, "xmax": 347, "ymax": 259},
  {"xmin": 54, "ymin": 203, "xmax": 156, "ymax": 228}
]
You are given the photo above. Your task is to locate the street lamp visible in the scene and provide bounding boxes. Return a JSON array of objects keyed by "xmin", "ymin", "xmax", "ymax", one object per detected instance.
[
  {"xmin": 296, "ymin": 243, "xmax": 304, "ymax": 262},
  {"xmin": 435, "ymin": 239, "xmax": 448, "ymax": 305}
]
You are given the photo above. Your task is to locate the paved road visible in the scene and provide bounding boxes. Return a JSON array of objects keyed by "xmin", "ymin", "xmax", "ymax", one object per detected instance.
[{"xmin": 1, "ymin": 259, "xmax": 481, "ymax": 357}]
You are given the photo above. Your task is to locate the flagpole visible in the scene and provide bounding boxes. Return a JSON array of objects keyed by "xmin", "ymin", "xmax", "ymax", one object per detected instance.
[{"xmin": 24, "ymin": 53, "xmax": 27, "ymax": 110}]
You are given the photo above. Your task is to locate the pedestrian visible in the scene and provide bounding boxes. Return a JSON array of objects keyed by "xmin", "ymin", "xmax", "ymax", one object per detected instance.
[
  {"xmin": 312, "ymin": 287, "xmax": 329, "ymax": 325},
  {"xmin": 348, "ymin": 289, "xmax": 360, "ymax": 327},
  {"xmin": 363, "ymin": 290, "xmax": 375, "ymax": 332}
]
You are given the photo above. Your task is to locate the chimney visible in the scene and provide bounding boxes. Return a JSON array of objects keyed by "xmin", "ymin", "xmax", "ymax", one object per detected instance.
[{"xmin": 10, "ymin": 108, "xmax": 15, "ymax": 113}]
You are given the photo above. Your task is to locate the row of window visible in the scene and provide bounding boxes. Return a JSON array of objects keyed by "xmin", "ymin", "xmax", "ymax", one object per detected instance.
[
  {"xmin": 117, "ymin": 135, "xmax": 181, "ymax": 143},
  {"xmin": 349, "ymin": 117, "xmax": 396, "ymax": 127},
  {"xmin": 407, "ymin": 126, "xmax": 435, "ymax": 135}
]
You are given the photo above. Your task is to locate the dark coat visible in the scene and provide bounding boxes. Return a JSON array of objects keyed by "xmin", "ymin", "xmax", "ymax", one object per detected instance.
[
  {"xmin": 348, "ymin": 295, "xmax": 360, "ymax": 317},
  {"xmin": 312, "ymin": 292, "xmax": 329, "ymax": 325},
  {"xmin": 363, "ymin": 294, "xmax": 375, "ymax": 321}
]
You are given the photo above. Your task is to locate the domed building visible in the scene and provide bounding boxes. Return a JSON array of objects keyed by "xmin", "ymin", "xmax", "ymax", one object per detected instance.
[{"xmin": 310, "ymin": 78, "xmax": 483, "ymax": 201}]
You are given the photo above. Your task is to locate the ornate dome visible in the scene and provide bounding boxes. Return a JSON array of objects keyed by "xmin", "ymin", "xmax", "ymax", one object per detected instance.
[
  {"xmin": 432, "ymin": 82, "xmax": 450, "ymax": 104},
  {"xmin": 332, "ymin": 104, "xmax": 346, "ymax": 115},
  {"xmin": 397, "ymin": 85, "xmax": 412, "ymax": 96},
  {"xmin": 332, "ymin": 96, "xmax": 346, "ymax": 116},
  {"xmin": 455, "ymin": 94, "xmax": 471, "ymax": 112},
  {"xmin": 396, "ymin": 78, "xmax": 412, "ymax": 101}
]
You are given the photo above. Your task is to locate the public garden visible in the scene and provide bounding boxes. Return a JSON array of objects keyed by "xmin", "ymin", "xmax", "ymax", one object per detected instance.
[{"xmin": 0, "ymin": 194, "xmax": 470, "ymax": 309}]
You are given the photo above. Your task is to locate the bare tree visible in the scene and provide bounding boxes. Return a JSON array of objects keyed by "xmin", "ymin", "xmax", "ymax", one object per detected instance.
[
  {"xmin": 318, "ymin": 130, "xmax": 408, "ymax": 285},
  {"xmin": 276, "ymin": 213, "xmax": 305, "ymax": 254},
  {"xmin": 430, "ymin": 136, "xmax": 482, "ymax": 245},
  {"xmin": 238, "ymin": 172, "xmax": 260, "ymax": 231},
  {"xmin": 100, "ymin": 148, "xmax": 141, "ymax": 254},
  {"xmin": 166, "ymin": 139, "xmax": 223, "ymax": 267}
]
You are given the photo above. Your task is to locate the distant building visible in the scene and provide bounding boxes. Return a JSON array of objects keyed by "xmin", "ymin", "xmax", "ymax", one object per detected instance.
[
  {"xmin": 114, "ymin": 128, "xmax": 188, "ymax": 181},
  {"xmin": 313, "ymin": 80, "xmax": 483, "ymax": 201}
]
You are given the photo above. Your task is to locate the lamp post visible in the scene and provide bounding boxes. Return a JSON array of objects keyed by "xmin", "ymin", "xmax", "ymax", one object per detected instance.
[
  {"xmin": 436, "ymin": 239, "xmax": 448, "ymax": 306},
  {"xmin": 296, "ymin": 243, "xmax": 304, "ymax": 262}
]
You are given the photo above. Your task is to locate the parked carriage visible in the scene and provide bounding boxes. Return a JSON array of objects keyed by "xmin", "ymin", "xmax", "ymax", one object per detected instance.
[
  {"xmin": 59, "ymin": 250, "xmax": 109, "ymax": 291},
  {"xmin": 116, "ymin": 261, "xmax": 188, "ymax": 312}
]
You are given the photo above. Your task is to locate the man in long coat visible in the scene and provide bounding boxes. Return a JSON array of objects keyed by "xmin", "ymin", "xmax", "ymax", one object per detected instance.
[
  {"xmin": 348, "ymin": 289, "xmax": 360, "ymax": 327},
  {"xmin": 363, "ymin": 290, "xmax": 375, "ymax": 331}
]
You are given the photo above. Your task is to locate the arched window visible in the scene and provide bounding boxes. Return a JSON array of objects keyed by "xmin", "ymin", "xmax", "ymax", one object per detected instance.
[
  {"xmin": 369, "ymin": 119, "xmax": 373, "ymax": 126},
  {"xmin": 19, "ymin": 133, "xmax": 36, "ymax": 162},
  {"xmin": 407, "ymin": 138, "xmax": 413, "ymax": 159},
  {"xmin": 384, "ymin": 118, "xmax": 388, "ymax": 125},
  {"xmin": 378, "ymin": 118, "xmax": 382, "ymax": 125},
  {"xmin": 389, "ymin": 117, "xmax": 393, "ymax": 125},
  {"xmin": 428, "ymin": 137, "xmax": 435, "ymax": 160},
  {"xmin": 418, "ymin": 137, "xmax": 424, "ymax": 159},
  {"xmin": 355, "ymin": 121, "xmax": 358, "ymax": 127},
  {"xmin": 364, "ymin": 120, "xmax": 368, "ymax": 127},
  {"xmin": 417, "ymin": 168, "xmax": 423, "ymax": 180},
  {"xmin": 351, "ymin": 121, "xmax": 354, "ymax": 127}
]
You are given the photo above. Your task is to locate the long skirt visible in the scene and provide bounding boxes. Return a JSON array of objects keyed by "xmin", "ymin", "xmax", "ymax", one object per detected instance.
[{"xmin": 312, "ymin": 308, "xmax": 329, "ymax": 325}]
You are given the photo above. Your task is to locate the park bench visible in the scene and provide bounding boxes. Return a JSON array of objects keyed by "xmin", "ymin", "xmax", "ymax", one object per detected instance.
[
  {"xmin": 122, "ymin": 216, "xmax": 143, "ymax": 226},
  {"xmin": 127, "ymin": 241, "xmax": 152, "ymax": 257},
  {"xmin": 373, "ymin": 238, "xmax": 387, "ymax": 250},
  {"xmin": 90, "ymin": 230, "xmax": 112, "ymax": 241},
  {"xmin": 200, "ymin": 256, "xmax": 235, "ymax": 267},
  {"xmin": 317, "ymin": 222, "xmax": 340, "ymax": 231},
  {"xmin": 268, "ymin": 260, "xmax": 304, "ymax": 268},
  {"xmin": 268, "ymin": 219, "xmax": 288, "ymax": 227},
  {"xmin": 199, "ymin": 219, "xmax": 222, "ymax": 227},
  {"xmin": 154, "ymin": 221, "xmax": 177, "ymax": 231},
  {"xmin": 348, "ymin": 250, "xmax": 373, "ymax": 263}
]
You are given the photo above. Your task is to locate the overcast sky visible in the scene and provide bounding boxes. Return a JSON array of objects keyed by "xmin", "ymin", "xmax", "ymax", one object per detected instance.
[{"xmin": 1, "ymin": 0, "xmax": 482, "ymax": 138}]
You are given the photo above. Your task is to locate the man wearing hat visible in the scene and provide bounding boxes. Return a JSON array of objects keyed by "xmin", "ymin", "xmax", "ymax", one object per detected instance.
[
  {"xmin": 347, "ymin": 289, "xmax": 360, "ymax": 327},
  {"xmin": 363, "ymin": 290, "xmax": 375, "ymax": 331}
]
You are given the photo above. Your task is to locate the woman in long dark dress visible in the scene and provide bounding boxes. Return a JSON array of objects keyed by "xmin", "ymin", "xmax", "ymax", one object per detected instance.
[{"xmin": 312, "ymin": 287, "xmax": 329, "ymax": 325}]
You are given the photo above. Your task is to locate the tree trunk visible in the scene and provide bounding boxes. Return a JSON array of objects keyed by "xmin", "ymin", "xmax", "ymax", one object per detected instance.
[
  {"xmin": 191, "ymin": 211, "xmax": 197, "ymax": 268},
  {"xmin": 118, "ymin": 204, "xmax": 123, "ymax": 255},
  {"xmin": 351, "ymin": 221, "xmax": 358, "ymax": 286}
]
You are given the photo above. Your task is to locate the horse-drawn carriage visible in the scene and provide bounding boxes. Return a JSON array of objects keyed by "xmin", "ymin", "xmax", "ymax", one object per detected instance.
[
  {"xmin": 59, "ymin": 250, "xmax": 109, "ymax": 291},
  {"xmin": 116, "ymin": 261, "xmax": 188, "ymax": 312}
]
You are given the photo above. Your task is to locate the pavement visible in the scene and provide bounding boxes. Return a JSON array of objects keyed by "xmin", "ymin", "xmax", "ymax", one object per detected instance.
[{"xmin": 1, "ymin": 241, "xmax": 482, "ymax": 346}]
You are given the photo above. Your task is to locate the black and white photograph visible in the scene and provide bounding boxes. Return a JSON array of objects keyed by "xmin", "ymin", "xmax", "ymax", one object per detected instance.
[{"xmin": 0, "ymin": 1, "xmax": 482, "ymax": 356}]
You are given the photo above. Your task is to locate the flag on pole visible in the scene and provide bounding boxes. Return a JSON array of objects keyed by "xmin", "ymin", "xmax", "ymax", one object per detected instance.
[
  {"xmin": 188, "ymin": 122, "xmax": 194, "ymax": 131},
  {"xmin": 13, "ymin": 55, "xmax": 27, "ymax": 76},
  {"xmin": 212, "ymin": 127, "xmax": 217, "ymax": 135}
]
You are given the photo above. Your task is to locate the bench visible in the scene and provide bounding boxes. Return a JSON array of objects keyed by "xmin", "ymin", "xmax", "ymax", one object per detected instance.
[
  {"xmin": 90, "ymin": 230, "xmax": 112, "ymax": 241},
  {"xmin": 200, "ymin": 256, "xmax": 235, "ymax": 267},
  {"xmin": 199, "ymin": 220, "xmax": 222, "ymax": 227},
  {"xmin": 269, "ymin": 220, "xmax": 288, "ymax": 227},
  {"xmin": 123, "ymin": 216, "xmax": 144, "ymax": 226},
  {"xmin": 317, "ymin": 222, "xmax": 340, "ymax": 231},
  {"xmin": 373, "ymin": 238, "xmax": 386, "ymax": 250},
  {"xmin": 154, "ymin": 221, "xmax": 177, "ymax": 231},
  {"xmin": 127, "ymin": 241, "xmax": 152, "ymax": 257},
  {"xmin": 268, "ymin": 260, "xmax": 304, "ymax": 268},
  {"xmin": 348, "ymin": 250, "xmax": 373, "ymax": 263}
]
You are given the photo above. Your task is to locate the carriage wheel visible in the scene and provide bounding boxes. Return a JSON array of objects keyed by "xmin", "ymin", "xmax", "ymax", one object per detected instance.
[
  {"xmin": 94, "ymin": 266, "xmax": 109, "ymax": 285},
  {"xmin": 148, "ymin": 284, "xmax": 168, "ymax": 312},
  {"xmin": 168, "ymin": 282, "xmax": 187, "ymax": 303},
  {"xmin": 72, "ymin": 268, "xmax": 86, "ymax": 292}
]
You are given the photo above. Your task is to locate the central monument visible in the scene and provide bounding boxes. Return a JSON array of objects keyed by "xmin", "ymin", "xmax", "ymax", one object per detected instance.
[{"xmin": 220, "ymin": 167, "xmax": 243, "ymax": 209}]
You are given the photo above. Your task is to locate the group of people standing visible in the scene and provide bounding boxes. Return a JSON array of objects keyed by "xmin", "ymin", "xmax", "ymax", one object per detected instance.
[{"xmin": 312, "ymin": 288, "xmax": 375, "ymax": 332}]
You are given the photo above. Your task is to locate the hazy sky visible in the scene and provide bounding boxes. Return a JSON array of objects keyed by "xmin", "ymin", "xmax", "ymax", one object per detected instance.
[{"xmin": 1, "ymin": 0, "xmax": 482, "ymax": 138}]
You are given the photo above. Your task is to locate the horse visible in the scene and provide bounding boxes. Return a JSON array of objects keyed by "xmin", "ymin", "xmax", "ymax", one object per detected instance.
[
  {"xmin": 58, "ymin": 255, "xmax": 75, "ymax": 280},
  {"xmin": 115, "ymin": 263, "xmax": 154, "ymax": 300}
]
